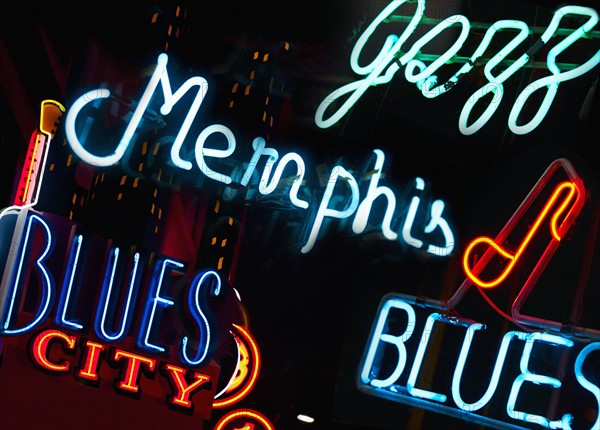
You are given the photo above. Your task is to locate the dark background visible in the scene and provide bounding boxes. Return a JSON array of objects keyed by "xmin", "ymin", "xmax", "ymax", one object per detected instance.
[{"xmin": 1, "ymin": 1, "xmax": 599, "ymax": 429}]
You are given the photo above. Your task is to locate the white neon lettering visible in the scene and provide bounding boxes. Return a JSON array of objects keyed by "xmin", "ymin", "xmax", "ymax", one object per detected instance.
[
  {"xmin": 400, "ymin": 15, "xmax": 470, "ymax": 89},
  {"xmin": 316, "ymin": 0, "xmax": 425, "ymax": 129},
  {"xmin": 360, "ymin": 298, "xmax": 416, "ymax": 388},
  {"xmin": 240, "ymin": 137, "xmax": 276, "ymax": 187},
  {"xmin": 316, "ymin": 2, "xmax": 599, "ymax": 135},
  {"xmin": 65, "ymin": 53, "xmax": 211, "ymax": 169},
  {"xmin": 506, "ymin": 332, "xmax": 574, "ymax": 429},
  {"xmin": 424, "ymin": 200, "xmax": 455, "ymax": 256},
  {"xmin": 574, "ymin": 343, "xmax": 600, "ymax": 430},
  {"xmin": 258, "ymin": 152, "xmax": 309, "ymax": 209},
  {"xmin": 301, "ymin": 166, "xmax": 359, "ymax": 254},
  {"xmin": 406, "ymin": 313, "xmax": 446, "ymax": 402},
  {"xmin": 401, "ymin": 178, "xmax": 454, "ymax": 255},
  {"xmin": 402, "ymin": 178, "xmax": 425, "ymax": 248},
  {"xmin": 194, "ymin": 124, "xmax": 236, "ymax": 184},
  {"xmin": 64, "ymin": 53, "xmax": 457, "ymax": 256},
  {"xmin": 353, "ymin": 149, "xmax": 398, "ymax": 240},
  {"xmin": 65, "ymin": 54, "xmax": 167, "ymax": 166},
  {"xmin": 459, "ymin": 20, "xmax": 530, "ymax": 135},
  {"xmin": 509, "ymin": 6, "xmax": 600, "ymax": 135},
  {"xmin": 452, "ymin": 328, "xmax": 516, "ymax": 412}
]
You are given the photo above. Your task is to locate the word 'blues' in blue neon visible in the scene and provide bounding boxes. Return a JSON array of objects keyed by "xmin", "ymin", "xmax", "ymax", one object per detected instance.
[{"xmin": 359, "ymin": 293, "xmax": 599, "ymax": 430}]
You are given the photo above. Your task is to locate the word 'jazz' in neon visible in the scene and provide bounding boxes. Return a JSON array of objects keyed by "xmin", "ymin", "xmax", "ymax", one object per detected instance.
[
  {"xmin": 315, "ymin": 1, "xmax": 599, "ymax": 135},
  {"xmin": 64, "ymin": 54, "xmax": 455, "ymax": 255}
]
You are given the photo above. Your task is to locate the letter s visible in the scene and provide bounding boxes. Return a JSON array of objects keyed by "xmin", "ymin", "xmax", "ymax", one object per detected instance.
[
  {"xmin": 575, "ymin": 342, "xmax": 600, "ymax": 430},
  {"xmin": 179, "ymin": 270, "xmax": 222, "ymax": 367}
]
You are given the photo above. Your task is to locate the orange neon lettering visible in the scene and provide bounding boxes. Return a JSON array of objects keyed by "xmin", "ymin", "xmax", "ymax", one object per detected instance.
[
  {"xmin": 32, "ymin": 329, "xmax": 76, "ymax": 372},
  {"xmin": 163, "ymin": 363, "xmax": 210, "ymax": 408},
  {"xmin": 227, "ymin": 336, "xmax": 250, "ymax": 393},
  {"xmin": 77, "ymin": 340, "xmax": 105, "ymax": 381},
  {"xmin": 213, "ymin": 324, "xmax": 261, "ymax": 409},
  {"xmin": 463, "ymin": 181, "xmax": 579, "ymax": 288},
  {"xmin": 214, "ymin": 409, "xmax": 275, "ymax": 430},
  {"xmin": 112, "ymin": 349, "xmax": 156, "ymax": 392}
]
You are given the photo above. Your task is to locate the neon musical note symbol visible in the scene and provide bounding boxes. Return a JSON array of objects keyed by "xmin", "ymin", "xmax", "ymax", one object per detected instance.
[{"xmin": 462, "ymin": 160, "xmax": 585, "ymax": 289}]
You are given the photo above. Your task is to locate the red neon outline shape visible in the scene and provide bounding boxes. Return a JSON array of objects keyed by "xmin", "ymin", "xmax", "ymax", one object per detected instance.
[
  {"xmin": 214, "ymin": 408, "xmax": 275, "ymax": 430},
  {"xmin": 213, "ymin": 324, "xmax": 261, "ymax": 409},
  {"xmin": 463, "ymin": 180, "xmax": 580, "ymax": 288}
]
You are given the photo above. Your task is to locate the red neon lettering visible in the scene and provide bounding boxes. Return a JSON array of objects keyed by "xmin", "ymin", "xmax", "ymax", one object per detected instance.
[
  {"xmin": 213, "ymin": 324, "xmax": 261, "ymax": 409},
  {"xmin": 31, "ymin": 329, "xmax": 76, "ymax": 372},
  {"xmin": 77, "ymin": 340, "xmax": 105, "ymax": 381},
  {"xmin": 463, "ymin": 180, "xmax": 580, "ymax": 288},
  {"xmin": 163, "ymin": 363, "xmax": 210, "ymax": 408},
  {"xmin": 112, "ymin": 349, "xmax": 156, "ymax": 393},
  {"xmin": 214, "ymin": 409, "xmax": 275, "ymax": 430}
]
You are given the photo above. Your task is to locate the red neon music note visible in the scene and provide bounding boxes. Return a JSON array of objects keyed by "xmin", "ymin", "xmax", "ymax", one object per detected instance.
[{"xmin": 463, "ymin": 179, "xmax": 582, "ymax": 289}]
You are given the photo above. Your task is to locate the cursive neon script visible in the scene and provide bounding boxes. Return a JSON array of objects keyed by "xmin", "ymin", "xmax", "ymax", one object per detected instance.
[
  {"xmin": 64, "ymin": 54, "xmax": 455, "ymax": 255},
  {"xmin": 315, "ymin": 1, "xmax": 599, "ymax": 135}
]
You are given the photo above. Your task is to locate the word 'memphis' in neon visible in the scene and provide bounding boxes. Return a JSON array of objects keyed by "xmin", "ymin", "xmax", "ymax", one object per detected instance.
[
  {"xmin": 64, "ymin": 54, "xmax": 455, "ymax": 256},
  {"xmin": 315, "ymin": 1, "xmax": 599, "ymax": 135}
]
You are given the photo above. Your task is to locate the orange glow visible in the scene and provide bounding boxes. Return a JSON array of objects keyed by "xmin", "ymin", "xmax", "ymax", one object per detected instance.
[
  {"xmin": 213, "ymin": 324, "xmax": 261, "ymax": 409},
  {"xmin": 214, "ymin": 409, "xmax": 275, "ymax": 430},
  {"xmin": 163, "ymin": 364, "xmax": 210, "ymax": 408},
  {"xmin": 21, "ymin": 132, "xmax": 43, "ymax": 204},
  {"xmin": 39, "ymin": 99, "xmax": 65, "ymax": 135},
  {"xmin": 113, "ymin": 349, "xmax": 156, "ymax": 393},
  {"xmin": 227, "ymin": 335, "xmax": 250, "ymax": 393},
  {"xmin": 14, "ymin": 99, "xmax": 65, "ymax": 206},
  {"xmin": 77, "ymin": 341, "xmax": 105, "ymax": 381},
  {"xmin": 463, "ymin": 181, "xmax": 579, "ymax": 288},
  {"xmin": 32, "ymin": 329, "xmax": 76, "ymax": 372}
]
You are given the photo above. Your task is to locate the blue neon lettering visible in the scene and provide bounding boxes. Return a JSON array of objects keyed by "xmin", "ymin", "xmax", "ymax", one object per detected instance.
[
  {"xmin": 137, "ymin": 258, "xmax": 186, "ymax": 353},
  {"xmin": 360, "ymin": 297, "xmax": 416, "ymax": 388},
  {"xmin": 55, "ymin": 234, "xmax": 85, "ymax": 331},
  {"xmin": 95, "ymin": 248, "xmax": 142, "ymax": 342},
  {"xmin": 180, "ymin": 270, "xmax": 221, "ymax": 367},
  {"xmin": 574, "ymin": 343, "xmax": 600, "ymax": 430},
  {"xmin": 506, "ymin": 332, "xmax": 574, "ymax": 429},
  {"xmin": 1, "ymin": 212, "xmax": 55, "ymax": 335}
]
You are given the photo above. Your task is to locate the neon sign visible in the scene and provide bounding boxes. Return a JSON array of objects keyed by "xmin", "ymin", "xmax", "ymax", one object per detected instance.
[
  {"xmin": 28, "ymin": 328, "xmax": 212, "ymax": 410},
  {"xmin": 357, "ymin": 159, "xmax": 599, "ymax": 430},
  {"xmin": 315, "ymin": 1, "xmax": 600, "ymax": 135},
  {"xmin": 64, "ymin": 53, "xmax": 456, "ymax": 256}
]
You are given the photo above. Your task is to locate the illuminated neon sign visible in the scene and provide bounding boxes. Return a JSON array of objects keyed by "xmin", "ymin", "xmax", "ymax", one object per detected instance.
[
  {"xmin": 64, "ymin": 54, "xmax": 456, "ymax": 256},
  {"xmin": 28, "ymin": 328, "xmax": 212, "ymax": 410},
  {"xmin": 0, "ymin": 210, "xmax": 222, "ymax": 368},
  {"xmin": 357, "ymin": 159, "xmax": 599, "ymax": 430},
  {"xmin": 315, "ymin": 1, "xmax": 600, "ymax": 135}
]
